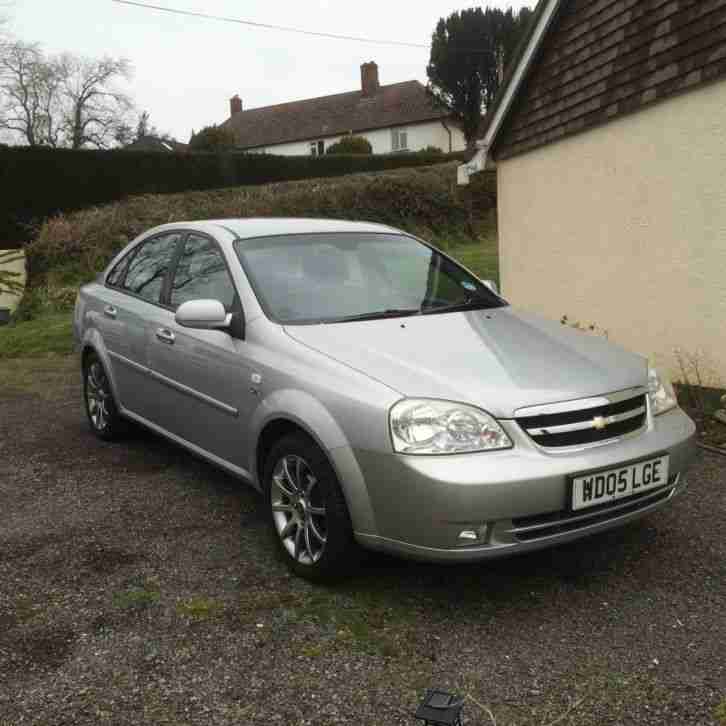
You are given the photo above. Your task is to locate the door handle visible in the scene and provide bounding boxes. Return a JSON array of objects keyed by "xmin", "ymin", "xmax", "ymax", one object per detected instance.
[
  {"xmin": 156, "ymin": 328, "xmax": 175, "ymax": 345},
  {"xmin": 103, "ymin": 305, "xmax": 117, "ymax": 319}
]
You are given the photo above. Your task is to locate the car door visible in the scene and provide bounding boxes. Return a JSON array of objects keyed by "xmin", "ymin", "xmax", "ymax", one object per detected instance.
[
  {"xmin": 145, "ymin": 232, "xmax": 254, "ymax": 470},
  {"xmin": 97, "ymin": 231, "xmax": 181, "ymax": 417}
]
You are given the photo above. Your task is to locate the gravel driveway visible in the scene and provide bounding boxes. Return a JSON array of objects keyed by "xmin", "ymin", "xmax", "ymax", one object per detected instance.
[{"xmin": 1, "ymin": 357, "xmax": 724, "ymax": 726}]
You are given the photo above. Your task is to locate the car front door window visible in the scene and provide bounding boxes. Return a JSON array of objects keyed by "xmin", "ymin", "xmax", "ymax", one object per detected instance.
[{"xmin": 170, "ymin": 233, "xmax": 236, "ymax": 310}]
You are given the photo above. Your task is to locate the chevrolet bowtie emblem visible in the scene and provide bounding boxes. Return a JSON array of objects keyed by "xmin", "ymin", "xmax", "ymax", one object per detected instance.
[{"xmin": 592, "ymin": 416, "xmax": 608, "ymax": 430}]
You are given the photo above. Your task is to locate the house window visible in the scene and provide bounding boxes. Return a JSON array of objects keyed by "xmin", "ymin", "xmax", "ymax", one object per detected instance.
[
  {"xmin": 391, "ymin": 128, "xmax": 408, "ymax": 152},
  {"xmin": 310, "ymin": 140, "xmax": 325, "ymax": 156}
]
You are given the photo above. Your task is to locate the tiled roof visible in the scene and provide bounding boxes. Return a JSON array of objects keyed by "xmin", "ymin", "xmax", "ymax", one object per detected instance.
[
  {"xmin": 481, "ymin": 0, "xmax": 726, "ymax": 160},
  {"xmin": 223, "ymin": 81, "xmax": 451, "ymax": 150}
]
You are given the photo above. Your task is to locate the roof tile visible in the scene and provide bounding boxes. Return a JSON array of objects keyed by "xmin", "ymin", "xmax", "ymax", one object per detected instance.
[{"xmin": 223, "ymin": 81, "xmax": 450, "ymax": 150}]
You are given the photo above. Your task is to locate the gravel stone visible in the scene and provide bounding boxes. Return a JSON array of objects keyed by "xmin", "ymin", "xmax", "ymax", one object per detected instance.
[{"xmin": 0, "ymin": 358, "xmax": 724, "ymax": 725}]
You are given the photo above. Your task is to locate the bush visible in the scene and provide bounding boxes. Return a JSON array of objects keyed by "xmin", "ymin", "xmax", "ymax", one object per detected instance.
[
  {"xmin": 24, "ymin": 163, "xmax": 496, "ymax": 308},
  {"xmin": 188, "ymin": 125, "xmax": 236, "ymax": 152},
  {"xmin": 326, "ymin": 136, "xmax": 372, "ymax": 155},
  {"xmin": 0, "ymin": 146, "xmax": 467, "ymax": 249},
  {"xmin": 418, "ymin": 145, "xmax": 444, "ymax": 155}
]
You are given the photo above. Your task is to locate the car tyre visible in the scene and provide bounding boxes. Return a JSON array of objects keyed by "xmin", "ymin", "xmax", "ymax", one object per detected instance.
[
  {"xmin": 263, "ymin": 432, "xmax": 359, "ymax": 582},
  {"xmin": 83, "ymin": 351, "xmax": 127, "ymax": 441}
]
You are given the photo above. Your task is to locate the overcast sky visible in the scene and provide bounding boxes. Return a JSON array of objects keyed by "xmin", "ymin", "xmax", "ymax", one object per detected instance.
[{"xmin": 8, "ymin": 0, "xmax": 530, "ymax": 143}]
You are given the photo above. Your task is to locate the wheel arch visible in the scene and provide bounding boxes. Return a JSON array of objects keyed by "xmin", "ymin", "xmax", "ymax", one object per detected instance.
[
  {"xmin": 79, "ymin": 330, "xmax": 122, "ymax": 407},
  {"xmin": 250, "ymin": 390, "xmax": 377, "ymax": 535},
  {"xmin": 256, "ymin": 418, "xmax": 308, "ymax": 488}
]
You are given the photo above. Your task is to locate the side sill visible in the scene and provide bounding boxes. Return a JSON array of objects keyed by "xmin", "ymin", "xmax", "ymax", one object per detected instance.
[{"xmin": 120, "ymin": 407, "xmax": 258, "ymax": 490}]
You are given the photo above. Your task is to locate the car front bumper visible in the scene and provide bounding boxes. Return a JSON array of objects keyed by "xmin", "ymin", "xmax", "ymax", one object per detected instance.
[{"xmin": 351, "ymin": 407, "xmax": 697, "ymax": 562}]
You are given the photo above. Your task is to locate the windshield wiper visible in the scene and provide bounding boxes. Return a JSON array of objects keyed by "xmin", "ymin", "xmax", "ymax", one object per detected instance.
[
  {"xmin": 421, "ymin": 298, "xmax": 496, "ymax": 315},
  {"xmin": 325, "ymin": 308, "xmax": 421, "ymax": 324}
]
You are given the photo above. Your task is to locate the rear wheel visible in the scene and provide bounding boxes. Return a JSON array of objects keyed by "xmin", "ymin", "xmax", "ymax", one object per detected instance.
[
  {"xmin": 264, "ymin": 432, "xmax": 359, "ymax": 581},
  {"xmin": 83, "ymin": 352, "xmax": 126, "ymax": 441}
]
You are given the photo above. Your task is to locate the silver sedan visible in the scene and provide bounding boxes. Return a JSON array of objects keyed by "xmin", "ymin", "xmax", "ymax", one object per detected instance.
[{"xmin": 74, "ymin": 219, "xmax": 697, "ymax": 580}]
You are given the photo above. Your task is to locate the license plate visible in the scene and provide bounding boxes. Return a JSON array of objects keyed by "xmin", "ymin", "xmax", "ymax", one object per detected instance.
[{"xmin": 571, "ymin": 455, "xmax": 670, "ymax": 511}]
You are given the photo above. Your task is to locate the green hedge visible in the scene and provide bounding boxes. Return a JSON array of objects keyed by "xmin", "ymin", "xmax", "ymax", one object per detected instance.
[{"xmin": 0, "ymin": 146, "xmax": 467, "ymax": 247}]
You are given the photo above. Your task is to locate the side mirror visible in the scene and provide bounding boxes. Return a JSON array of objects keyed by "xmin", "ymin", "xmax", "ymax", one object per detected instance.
[
  {"xmin": 481, "ymin": 279, "xmax": 499, "ymax": 295},
  {"xmin": 175, "ymin": 299, "xmax": 231, "ymax": 330}
]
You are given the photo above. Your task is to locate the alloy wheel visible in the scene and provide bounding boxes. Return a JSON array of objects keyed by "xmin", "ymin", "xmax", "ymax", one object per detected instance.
[
  {"xmin": 86, "ymin": 361, "xmax": 111, "ymax": 431},
  {"xmin": 270, "ymin": 454, "xmax": 327, "ymax": 565}
]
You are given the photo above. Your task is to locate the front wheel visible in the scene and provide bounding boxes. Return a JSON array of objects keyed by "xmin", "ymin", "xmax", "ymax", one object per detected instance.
[{"xmin": 264, "ymin": 433, "xmax": 359, "ymax": 581}]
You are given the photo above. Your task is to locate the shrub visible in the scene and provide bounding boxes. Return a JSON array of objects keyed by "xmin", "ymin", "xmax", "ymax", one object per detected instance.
[
  {"xmin": 188, "ymin": 125, "xmax": 236, "ymax": 152},
  {"xmin": 418, "ymin": 145, "xmax": 444, "ymax": 155},
  {"xmin": 325, "ymin": 136, "xmax": 372, "ymax": 155},
  {"xmin": 0, "ymin": 145, "xmax": 467, "ymax": 248},
  {"xmin": 24, "ymin": 163, "xmax": 497, "ymax": 308}
]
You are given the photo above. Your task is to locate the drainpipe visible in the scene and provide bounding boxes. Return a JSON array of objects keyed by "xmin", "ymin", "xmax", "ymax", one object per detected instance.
[
  {"xmin": 457, "ymin": 140, "xmax": 491, "ymax": 186},
  {"xmin": 441, "ymin": 119, "xmax": 453, "ymax": 153}
]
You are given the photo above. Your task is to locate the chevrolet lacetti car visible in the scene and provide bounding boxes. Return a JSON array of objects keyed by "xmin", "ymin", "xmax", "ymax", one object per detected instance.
[{"xmin": 74, "ymin": 219, "xmax": 697, "ymax": 580}]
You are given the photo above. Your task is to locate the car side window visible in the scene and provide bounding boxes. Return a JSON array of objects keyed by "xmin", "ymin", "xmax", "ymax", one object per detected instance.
[
  {"xmin": 170, "ymin": 233, "xmax": 236, "ymax": 311},
  {"xmin": 123, "ymin": 232, "xmax": 181, "ymax": 303},
  {"xmin": 106, "ymin": 250, "xmax": 134, "ymax": 287}
]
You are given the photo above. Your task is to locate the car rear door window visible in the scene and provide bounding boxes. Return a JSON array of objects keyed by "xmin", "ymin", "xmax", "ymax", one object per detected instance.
[
  {"xmin": 123, "ymin": 232, "xmax": 181, "ymax": 304},
  {"xmin": 170, "ymin": 233, "xmax": 236, "ymax": 310}
]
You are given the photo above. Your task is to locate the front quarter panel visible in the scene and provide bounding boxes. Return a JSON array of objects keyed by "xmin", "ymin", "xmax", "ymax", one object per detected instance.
[
  {"xmin": 244, "ymin": 319, "xmax": 401, "ymax": 535},
  {"xmin": 250, "ymin": 388, "xmax": 379, "ymax": 534}
]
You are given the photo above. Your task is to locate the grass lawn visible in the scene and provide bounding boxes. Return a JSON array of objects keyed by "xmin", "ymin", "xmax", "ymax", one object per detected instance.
[
  {"xmin": 0, "ymin": 239, "xmax": 499, "ymax": 361},
  {"xmin": 0, "ymin": 354, "xmax": 78, "ymax": 396},
  {"xmin": 448, "ymin": 240, "xmax": 499, "ymax": 283},
  {"xmin": 0, "ymin": 312, "xmax": 75, "ymax": 360}
]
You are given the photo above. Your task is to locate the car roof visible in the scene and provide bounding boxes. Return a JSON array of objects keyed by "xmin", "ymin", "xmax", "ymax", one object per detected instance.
[{"xmin": 147, "ymin": 217, "xmax": 401, "ymax": 241}]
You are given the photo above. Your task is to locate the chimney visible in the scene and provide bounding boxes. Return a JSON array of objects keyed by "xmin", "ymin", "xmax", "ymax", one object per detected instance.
[
  {"xmin": 360, "ymin": 62, "xmax": 380, "ymax": 97},
  {"xmin": 230, "ymin": 94, "xmax": 242, "ymax": 116}
]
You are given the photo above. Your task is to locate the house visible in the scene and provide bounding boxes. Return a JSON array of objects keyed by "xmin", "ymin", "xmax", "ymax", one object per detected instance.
[
  {"xmin": 123, "ymin": 135, "xmax": 188, "ymax": 153},
  {"xmin": 461, "ymin": 0, "xmax": 726, "ymax": 379},
  {"xmin": 221, "ymin": 62, "xmax": 466, "ymax": 155}
]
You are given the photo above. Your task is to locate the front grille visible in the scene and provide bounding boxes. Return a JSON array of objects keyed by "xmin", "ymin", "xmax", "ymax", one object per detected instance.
[
  {"xmin": 517, "ymin": 394, "xmax": 647, "ymax": 448},
  {"xmin": 511, "ymin": 476, "xmax": 677, "ymax": 541}
]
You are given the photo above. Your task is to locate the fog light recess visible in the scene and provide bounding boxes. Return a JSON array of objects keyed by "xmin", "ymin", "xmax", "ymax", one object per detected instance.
[{"xmin": 457, "ymin": 525, "xmax": 488, "ymax": 545}]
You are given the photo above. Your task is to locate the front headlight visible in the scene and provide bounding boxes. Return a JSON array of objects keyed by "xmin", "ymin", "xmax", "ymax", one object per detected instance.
[
  {"xmin": 648, "ymin": 367, "xmax": 678, "ymax": 416},
  {"xmin": 389, "ymin": 399, "xmax": 512, "ymax": 454}
]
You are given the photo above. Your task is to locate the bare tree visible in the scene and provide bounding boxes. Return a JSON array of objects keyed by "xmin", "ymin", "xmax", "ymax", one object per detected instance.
[
  {"xmin": 0, "ymin": 40, "xmax": 62, "ymax": 146},
  {"xmin": 113, "ymin": 118, "xmax": 135, "ymax": 147},
  {"xmin": 114, "ymin": 110, "xmax": 170, "ymax": 146},
  {"xmin": 57, "ymin": 54, "xmax": 133, "ymax": 149},
  {"xmin": 0, "ymin": 33, "xmax": 135, "ymax": 149},
  {"xmin": 0, "ymin": 3, "xmax": 15, "ymax": 142},
  {"xmin": 136, "ymin": 109, "xmax": 151, "ymax": 138}
]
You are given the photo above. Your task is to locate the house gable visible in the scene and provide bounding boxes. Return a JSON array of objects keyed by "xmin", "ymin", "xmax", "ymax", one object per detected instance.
[{"xmin": 492, "ymin": 0, "xmax": 726, "ymax": 161}]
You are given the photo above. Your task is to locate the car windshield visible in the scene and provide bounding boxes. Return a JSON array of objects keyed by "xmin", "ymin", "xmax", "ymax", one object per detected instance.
[{"xmin": 234, "ymin": 232, "xmax": 505, "ymax": 325}]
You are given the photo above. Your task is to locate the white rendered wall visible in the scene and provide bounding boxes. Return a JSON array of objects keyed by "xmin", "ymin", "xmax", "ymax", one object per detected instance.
[
  {"xmin": 497, "ymin": 80, "xmax": 726, "ymax": 381},
  {"xmin": 246, "ymin": 120, "xmax": 466, "ymax": 155}
]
